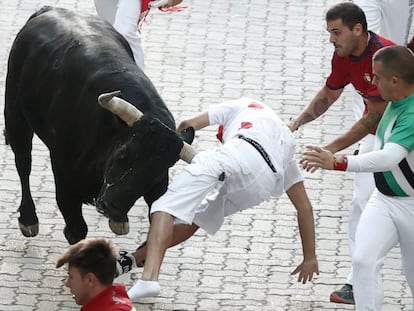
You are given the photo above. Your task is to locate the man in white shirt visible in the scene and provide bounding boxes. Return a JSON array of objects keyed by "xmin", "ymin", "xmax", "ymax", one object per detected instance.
[{"xmin": 124, "ymin": 98, "xmax": 320, "ymax": 301}]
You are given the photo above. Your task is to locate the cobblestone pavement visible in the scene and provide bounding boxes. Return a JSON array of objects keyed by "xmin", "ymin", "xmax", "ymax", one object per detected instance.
[{"xmin": 0, "ymin": 0, "xmax": 412, "ymax": 310}]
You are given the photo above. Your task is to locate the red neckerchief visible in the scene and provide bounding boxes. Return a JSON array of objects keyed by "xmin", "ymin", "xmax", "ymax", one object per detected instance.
[
  {"xmin": 216, "ymin": 101, "xmax": 263, "ymax": 143},
  {"xmin": 137, "ymin": 0, "xmax": 152, "ymax": 32},
  {"xmin": 138, "ymin": 1, "xmax": 188, "ymax": 32},
  {"xmin": 216, "ymin": 125, "xmax": 224, "ymax": 143},
  {"xmin": 159, "ymin": 5, "xmax": 188, "ymax": 12}
]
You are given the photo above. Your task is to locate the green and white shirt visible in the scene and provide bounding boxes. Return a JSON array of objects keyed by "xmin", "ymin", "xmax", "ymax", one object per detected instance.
[
  {"xmin": 345, "ymin": 93, "xmax": 414, "ymax": 196},
  {"xmin": 373, "ymin": 93, "xmax": 414, "ymax": 196}
]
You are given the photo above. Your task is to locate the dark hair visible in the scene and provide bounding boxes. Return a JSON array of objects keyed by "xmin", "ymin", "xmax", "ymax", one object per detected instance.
[
  {"xmin": 56, "ymin": 238, "xmax": 118, "ymax": 285},
  {"xmin": 326, "ymin": 2, "xmax": 367, "ymax": 32},
  {"xmin": 373, "ymin": 46, "xmax": 414, "ymax": 84}
]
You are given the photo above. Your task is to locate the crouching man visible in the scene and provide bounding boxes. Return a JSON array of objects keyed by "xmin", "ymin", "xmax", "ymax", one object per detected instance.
[{"xmin": 57, "ymin": 237, "xmax": 136, "ymax": 311}]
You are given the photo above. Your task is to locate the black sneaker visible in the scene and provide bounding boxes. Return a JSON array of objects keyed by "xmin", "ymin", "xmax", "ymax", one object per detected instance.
[
  {"xmin": 115, "ymin": 251, "xmax": 137, "ymax": 277},
  {"xmin": 330, "ymin": 284, "xmax": 355, "ymax": 305}
]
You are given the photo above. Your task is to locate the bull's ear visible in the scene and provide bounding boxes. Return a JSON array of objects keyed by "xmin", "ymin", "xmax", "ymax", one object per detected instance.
[{"xmin": 178, "ymin": 127, "xmax": 195, "ymax": 145}]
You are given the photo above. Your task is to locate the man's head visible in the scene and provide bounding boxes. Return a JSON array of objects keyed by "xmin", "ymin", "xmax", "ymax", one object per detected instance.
[
  {"xmin": 326, "ymin": 2, "xmax": 368, "ymax": 57},
  {"xmin": 56, "ymin": 238, "xmax": 118, "ymax": 305},
  {"xmin": 372, "ymin": 46, "xmax": 414, "ymax": 102}
]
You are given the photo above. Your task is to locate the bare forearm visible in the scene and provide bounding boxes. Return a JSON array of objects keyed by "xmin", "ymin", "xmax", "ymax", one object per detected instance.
[
  {"xmin": 289, "ymin": 86, "xmax": 341, "ymax": 131},
  {"xmin": 297, "ymin": 204, "xmax": 317, "ymax": 260},
  {"xmin": 287, "ymin": 182, "xmax": 319, "ymax": 283},
  {"xmin": 287, "ymin": 182, "xmax": 317, "ymax": 260},
  {"xmin": 323, "ymin": 110, "xmax": 381, "ymax": 153},
  {"xmin": 177, "ymin": 112, "xmax": 209, "ymax": 132},
  {"xmin": 289, "ymin": 95, "xmax": 329, "ymax": 131}
]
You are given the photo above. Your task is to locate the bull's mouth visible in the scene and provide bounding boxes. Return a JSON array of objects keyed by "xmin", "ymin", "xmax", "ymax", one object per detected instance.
[
  {"xmin": 96, "ymin": 198, "xmax": 128, "ymax": 222},
  {"xmin": 95, "ymin": 198, "xmax": 129, "ymax": 235}
]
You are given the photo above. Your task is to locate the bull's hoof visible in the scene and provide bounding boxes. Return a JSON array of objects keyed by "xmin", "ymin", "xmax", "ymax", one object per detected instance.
[
  {"xmin": 18, "ymin": 221, "xmax": 39, "ymax": 238},
  {"xmin": 109, "ymin": 220, "xmax": 129, "ymax": 235},
  {"xmin": 64, "ymin": 226, "xmax": 88, "ymax": 245}
]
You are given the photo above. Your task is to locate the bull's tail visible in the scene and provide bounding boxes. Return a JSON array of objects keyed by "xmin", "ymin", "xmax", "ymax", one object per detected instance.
[{"xmin": 3, "ymin": 128, "xmax": 9, "ymax": 145}]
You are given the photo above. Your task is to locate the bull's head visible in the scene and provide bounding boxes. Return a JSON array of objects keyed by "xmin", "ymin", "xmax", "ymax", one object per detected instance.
[{"xmin": 95, "ymin": 91, "xmax": 196, "ymax": 235}]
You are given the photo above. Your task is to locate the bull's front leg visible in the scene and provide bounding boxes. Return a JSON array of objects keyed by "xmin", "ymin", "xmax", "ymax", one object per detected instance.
[{"xmin": 56, "ymin": 193, "xmax": 88, "ymax": 244}]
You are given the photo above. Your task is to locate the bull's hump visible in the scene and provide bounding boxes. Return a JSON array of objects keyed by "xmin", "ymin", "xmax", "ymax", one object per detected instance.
[
  {"xmin": 20, "ymin": 8, "xmax": 134, "ymax": 76},
  {"xmin": 28, "ymin": 9, "xmax": 97, "ymax": 41}
]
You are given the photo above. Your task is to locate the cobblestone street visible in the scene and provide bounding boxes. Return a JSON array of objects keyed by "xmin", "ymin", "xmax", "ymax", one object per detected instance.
[{"xmin": 0, "ymin": 0, "xmax": 412, "ymax": 310}]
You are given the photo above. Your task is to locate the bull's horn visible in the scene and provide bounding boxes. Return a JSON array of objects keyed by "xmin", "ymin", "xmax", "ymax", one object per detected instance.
[
  {"xmin": 99, "ymin": 91, "xmax": 197, "ymax": 162},
  {"xmin": 98, "ymin": 91, "xmax": 143, "ymax": 127},
  {"xmin": 180, "ymin": 141, "xmax": 197, "ymax": 163}
]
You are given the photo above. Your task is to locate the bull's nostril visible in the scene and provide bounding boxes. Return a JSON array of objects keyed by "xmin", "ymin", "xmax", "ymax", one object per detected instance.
[
  {"xmin": 95, "ymin": 199, "xmax": 107, "ymax": 216},
  {"xmin": 95, "ymin": 197, "xmax": 109, "ymax": 216},
  {"xmin": 95, "ymin": 198, "xmax": 129, "ymax": 224}
]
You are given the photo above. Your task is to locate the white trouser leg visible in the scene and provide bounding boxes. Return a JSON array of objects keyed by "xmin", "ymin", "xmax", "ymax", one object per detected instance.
[
  {"xmin": 351, "ymin": 90, "xmax": 365, "ymax": 122},
  {"xmin": 345, "ymin": 134, "xmax": 375, "ymax": 285},
  {"xmin": 355, "ymin": 0, "xmax": 413, "ymax": 45},
  {"xmin": 94, "ymin": 0, "xmax": 117, "ymax": 24},
  {"xmin": 353, "ymin": 191, "xmax": 398, "ymax": 310},
  {"xmin": 354, "ymin": 0, "xmax": 382, "ymax": 34},
  {"xmin": 113, "ymin": 0, "xmax": 144, "ymax": 69},
  {"xmin": 94, "ymin": 0, "xmax": 145, "ymax": 68},
  {"xmin": 395, "ymin": 196, "xmax": 414, "ymax": 311},
  {"xmin": 379, "ymin": 0, "xmax": 413, "ymax": 45}
]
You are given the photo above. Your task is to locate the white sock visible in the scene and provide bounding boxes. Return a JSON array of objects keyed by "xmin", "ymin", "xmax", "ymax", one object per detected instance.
[{"xmin": 127, "ymin": 279, "xmax": 160, "ymax": 301}]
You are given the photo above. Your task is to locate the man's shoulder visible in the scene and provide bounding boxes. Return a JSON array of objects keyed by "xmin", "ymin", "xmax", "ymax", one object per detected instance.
[
  {"xmin": 109, "ymin": 285, "xmax": 134, "ymax": 310},
  {"xmin": 82, "ymin": 285, "xmax": 134, "ymax": 311},
  {"xmin": 109, "ymin": 306, "xmax": 136, "ymax": 311},
  {"xmin": 370, "ymin": 32, "xmax": 396, "ymax": 50}
]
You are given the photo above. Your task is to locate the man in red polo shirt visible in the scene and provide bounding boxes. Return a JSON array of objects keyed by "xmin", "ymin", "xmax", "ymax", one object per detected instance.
[{"xmin": 288, "ymin": 2, "xmax": 395, "ymax": 305}]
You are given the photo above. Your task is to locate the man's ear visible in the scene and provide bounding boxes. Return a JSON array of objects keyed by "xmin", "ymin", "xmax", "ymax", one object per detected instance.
[
  {"xmin": 391, "ymin": 75, "xmax": 399, "ymax": 86},
  {"xmin": 353, "ymin": 23, "xmax": 363, "ymax": 36},
  {"xmin": 85, "ymin": 272, "xmax": 97, "ymax": 286}
]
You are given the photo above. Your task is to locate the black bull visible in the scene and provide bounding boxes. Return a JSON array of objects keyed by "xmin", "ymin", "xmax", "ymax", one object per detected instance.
[{"xmin": 4, "ymin": 6, "xmax": 195, "ymax": 244}]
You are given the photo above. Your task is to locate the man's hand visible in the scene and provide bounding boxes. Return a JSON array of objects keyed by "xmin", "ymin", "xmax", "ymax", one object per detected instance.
[
  {"xmin": 177, "ymin": 120, "xmax": 195, "ymax": 133},
  {"xmin": 300, "ymin": 145, "xmax": 335, "ymax": 172},
  {"xmin": 177, "ymin": 112, "xmax": 209, "ymax": 132},
  {"xmin": 291, "ymin": 258, "xmax": 319, "ymax": 284},
  {"xmin": 287, "ymin": 119, "xmax": 301, "ymax": 132}
]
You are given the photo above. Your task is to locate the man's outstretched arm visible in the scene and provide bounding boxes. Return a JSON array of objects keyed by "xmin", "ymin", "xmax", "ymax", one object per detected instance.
[
  {"xmin": 286, "ymin": 181, "xmax": 319, "ymax": 284},
  {"xmin": 177, "ymin": 112, "xmax": 210, "ymax": 132}
]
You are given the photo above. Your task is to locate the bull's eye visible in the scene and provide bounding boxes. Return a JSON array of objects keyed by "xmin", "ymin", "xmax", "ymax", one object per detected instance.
[
  {"xmin": 117, "ymin": 135, "xmax": 135, "ymax": 160},
  {"xmin": 105, "ymin": 149, "xmax": 132, "ymax": 184},
  {"xmin": 103, "ymin": 135, "xmax": 136, "ymax": 185}
]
